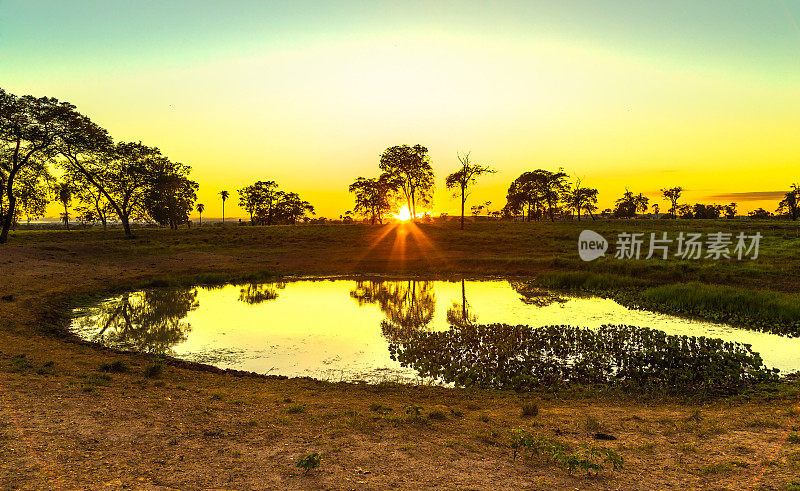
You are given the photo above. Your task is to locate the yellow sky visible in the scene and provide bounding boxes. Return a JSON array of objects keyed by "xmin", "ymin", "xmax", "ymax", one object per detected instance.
[{"xmin": 3, "ymin": 1, "xmax": 799, "ymax": 219}]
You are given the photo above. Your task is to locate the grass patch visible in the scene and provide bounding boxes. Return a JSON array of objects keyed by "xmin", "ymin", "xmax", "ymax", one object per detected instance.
[{"xmin": 639, "ymin": 282, "xmax": 800, "ymax": 334}]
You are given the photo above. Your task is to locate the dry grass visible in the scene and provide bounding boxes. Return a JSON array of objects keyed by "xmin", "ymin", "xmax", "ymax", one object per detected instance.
[{"xmin": 1, "ymin": 221, "xmax": 800, "ymax": 488}]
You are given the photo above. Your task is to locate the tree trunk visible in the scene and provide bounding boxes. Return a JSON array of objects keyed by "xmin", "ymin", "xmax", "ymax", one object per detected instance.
[
  {"xmin": 222, "ymin": 202, "xmax": 225, "ymax": 223},
  {"xmin": 460, "ymin": 188, "xmax": 465, "ymax": 230},
  {"xmin": 120, "ymin": 216, "xmax": 132, "ymax": 237},
  {"xmin": 63, "ymin": 203, "xmax": 70, "ymax": 230}
]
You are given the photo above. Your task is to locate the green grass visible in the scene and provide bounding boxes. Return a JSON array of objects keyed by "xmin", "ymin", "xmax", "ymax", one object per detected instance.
[{"xmin": 640, "ymin": 282, "xmax": 800, "ymax": 333}]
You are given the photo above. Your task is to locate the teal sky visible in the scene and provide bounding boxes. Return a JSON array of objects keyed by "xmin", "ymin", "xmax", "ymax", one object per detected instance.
[{"xmin": 2, "ymin": 1, "xmax": 799, "ymax": 217}]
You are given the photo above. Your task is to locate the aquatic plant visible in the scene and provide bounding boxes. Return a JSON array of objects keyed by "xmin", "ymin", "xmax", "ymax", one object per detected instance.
[{"xmin": 388, "ymin": 323, "xmax": 779, "ymax": 395}]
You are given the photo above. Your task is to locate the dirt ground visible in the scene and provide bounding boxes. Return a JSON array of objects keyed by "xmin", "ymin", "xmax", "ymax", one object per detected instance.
[{"xmin": 2, "ymin": 224, "xmax": 800, "ymax": 490}]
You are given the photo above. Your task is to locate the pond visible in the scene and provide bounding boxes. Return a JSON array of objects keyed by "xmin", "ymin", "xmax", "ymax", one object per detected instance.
[{"xmin": 70, "ymin": 279, "xmax": 798, "ymax": 384}]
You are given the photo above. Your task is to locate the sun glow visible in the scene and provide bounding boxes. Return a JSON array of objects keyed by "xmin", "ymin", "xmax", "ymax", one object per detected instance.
[{"xmin": 393, "ymin": 206, "xmax": 413, "ymax": 221}]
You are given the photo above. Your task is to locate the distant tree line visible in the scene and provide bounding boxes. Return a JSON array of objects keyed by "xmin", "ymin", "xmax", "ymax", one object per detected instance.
[
  {"xmin": 0, "ymin": 87, "xmax": 198, "ymax": 243},
  {"xmin": 237, "ymin": 180, "xmax": 314, "ymax": 225}
]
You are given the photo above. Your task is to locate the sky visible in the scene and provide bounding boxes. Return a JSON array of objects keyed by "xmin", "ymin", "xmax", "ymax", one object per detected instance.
[{"xmin": 2, "ymin": 0, "xmax": 799, "ymax": 219}]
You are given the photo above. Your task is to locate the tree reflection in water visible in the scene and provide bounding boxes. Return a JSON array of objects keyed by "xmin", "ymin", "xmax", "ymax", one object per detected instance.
[
  {"xmin": 509, "ymin": 281, "xmax": 568, "ymax": 307},
  {"xmin": 237, "ymin": 282, "xmax": 287, "ymax": 305},
  {"xmin": 446, "ymin": 279, "xmax": 477, "ymax": 327},
  {"xmin": 75, "ymin": 288, "xmax": 199, "ymax": 354},
  {"xmin": 350, "ymin": 281, "xmax": 437, "ymax": 342}
]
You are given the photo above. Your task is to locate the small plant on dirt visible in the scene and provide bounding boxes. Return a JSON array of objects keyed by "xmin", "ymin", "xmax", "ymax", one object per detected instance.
[
  {"xmin": 584, "ymin": 415, "xmax": 603, "ymax": 432},
  {"xmin": 428, "ymin": 409, "xmax": 448, "ymax": 421},
  {"xmin": 9, "ymin": 354, "xmax": 32, "ymax": 373},
  {"xmin": 296, "ymin": 452, "xmax": 321, "ymax": 474},
  {"xmin": 144, "ymin": 363, "xmax": 163, "ymax": 378},
  {"xmin": 509, "ymin": 429, "xmax": 623, "ymax": 474},
  {"xmin": 369, "ymin": 403, "xmax": 392, "ymax": 414},
  {"xmin": 404, "ymin": 405, "xmax": 423, "ymax": 416},
  {"xmin": 287, "ymin": 404, "xmax": 306, "ymax": 414},
  {"xmin": 521, "ymin": 402, "xmax": 539, "ymax": 418},
  {"xmin": 37, "ymin": 361, "xmax": 56, "ymax": 375},
  {"xmin": 100, "ymin": 360, "xmax": 128, "ymax": 373},
  {"xmin": 787, "ymin": 433, "xmax": 800, "ymax": 444}
]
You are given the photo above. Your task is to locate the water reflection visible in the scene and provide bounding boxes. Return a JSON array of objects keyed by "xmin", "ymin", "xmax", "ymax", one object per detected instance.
[
  {"xmin": 387, "ymin": 323, "xmax": 778, "ymax": 394},
  {"xmin": 509, "ymin": 281, "xmax": 568, "ymax": 307},
  {"xmin": 446, "ymin": 280, "xmax": 478, "ymax": 328},
  {"xmin": 238, "ymin": 282, "xmax": 287, "ymax": 305},
  {"xmin": 74, "ymin": 289, "xmax": 199, "ymax": 354},
  {"xmin": 70, "ymin": 280, "xmax": 800, "ymax": 381},
  {"xmin": 350, "ymin": 280, "xmax": 436, "ymax": 330}
]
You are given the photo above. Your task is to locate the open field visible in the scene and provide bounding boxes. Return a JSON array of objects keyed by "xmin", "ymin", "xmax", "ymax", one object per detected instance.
[{"xmin": 2, "ymin": 220, "xmax": 800, "ymax": 489}]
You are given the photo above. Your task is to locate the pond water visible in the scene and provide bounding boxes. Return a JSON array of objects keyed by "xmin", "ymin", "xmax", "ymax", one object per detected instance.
[{"xmin": 70, "ymin": 279, "xmax": 800, "ymax": 382}]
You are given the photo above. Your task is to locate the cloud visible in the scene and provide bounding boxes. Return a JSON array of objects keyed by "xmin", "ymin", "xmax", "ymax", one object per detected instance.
[{"xmin": 705, "ymin": 191, "xmax": 786, "ymax": 202}]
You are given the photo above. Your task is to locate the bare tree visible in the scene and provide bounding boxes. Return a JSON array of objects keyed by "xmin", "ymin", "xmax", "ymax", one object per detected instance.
[{"xmin": 445, "ymin": 152, "xmax": 496, "ymax": 229}]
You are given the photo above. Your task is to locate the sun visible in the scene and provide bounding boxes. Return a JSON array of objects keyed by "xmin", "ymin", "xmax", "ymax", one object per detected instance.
[{"xmin": 393, "ymin": 205, "xmax": 412, "ymax": 221}]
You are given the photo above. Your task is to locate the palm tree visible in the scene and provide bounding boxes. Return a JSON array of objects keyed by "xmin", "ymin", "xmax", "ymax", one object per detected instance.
[
  {"xmin": 57, "ymin": 183, "xmax": 72, "ymax": 230},
  {"xmin": 196, "ymin": 203, "xmax": 205, "ymax": 225},
  {"xmin": 219, "ymin": 190, "xmax": 229, "ymax": 223}
]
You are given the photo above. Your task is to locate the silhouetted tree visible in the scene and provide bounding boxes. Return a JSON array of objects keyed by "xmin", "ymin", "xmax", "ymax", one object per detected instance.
[
  {"xmin": 614, "ymin": 189, "xmax": 649, "ymax": 218},
  {"xmin": 142, "ymin": 159, "xmax": 198, "ymax": 229},
  {"xmin": 0, "ymin": 89, "xmax": 68, "ymax": 243},
  {"xmin": 777, "ymin": 184, "xmax": 800, "ymax": 220},
  {"xmin": 219, "ymin": 190, "xmax": 229, "ymax": 223},
  {"xmin": 56, "ymin": 181, "xmax": 72, "ymax": 230},
  {"xmin": 564, "ymin": 178, "xmax": 599, "ymax": 221},
  {"xmin": 724, "ymin": 202, "xmax": 737, "ymax": 219},
  {"xmin": 237, "ymin": 180, "xmax": 278, "ymax": 225},
  {"xmin": 349, "ymin": 175, "xmax": 394, "ymax": 224},
  {"xmin": 274, "ymin": 191, "xmax": 314, "ymax": 224},
  {"xmin": 445, "ymin": 152, "xmax": 496, "ymax": 229},
  {"xmin": 749, "ymin": 207, "xmax": 772, "ymax": 219},
  {"xmin": 661, "ymin": 187, "xmax": 683, "ymax": 217},
  {"xmin": 379, "ymin": 144, "xmax": 434, "ymax": 219},
  {"xmin": 196, "ymin": 203, "xmax": 204, "ymax": 225},
  {"xmin": 505, "ymin": 172, "xmax": 542, "ymax": 221}
]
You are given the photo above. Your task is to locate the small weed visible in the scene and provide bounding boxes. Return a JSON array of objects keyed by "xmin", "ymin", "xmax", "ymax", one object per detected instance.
[
  {"xmin": 585, "ymin": 416, "xmax": 604, "ymax": 433},
  {"xmin": 9, "ymin": 354, "xmax": 32, "ymax": 373},
  {"xmin": 746, "ymin": 417, "xmax": 783, "ymax": 429},
  {"xmin": 509, "ymin": 429, "xmax": 623, "ymax": 474},
  {"xmin": 700, "ymin": 462, "xmax": 733, "ymax": 474},
  {"xmin": 100, "ymin": 360, "xmax": 128, "ymax": 373},
  {"xmin": 369, "ymin": 403, "xmax": 392, "ymax": 414},
  {"xmin": 521, "ymin": 402, "xmax": 539, "ymax": 418},
  {"xmin": 287, "ymin": 404, "xmax": 306, "ymax": 414},
  {"xmin": 450, "ymin": 408, "xmax": 465, "ymax": 418},
  {"xmin": 787, "ymin": 433, "xmax": 800, "ymax": 444},
  {"xmin": 404, "ymin": 405, "xmax": 423, "ymax": 417},
  {"xmin": 296, "ymin": 452, "xmax": 321, "ymax": 474},
  {"xmin": 477, "ymin": 413, "xmax": 490, "ymax": 423},
  {"xmin": 210, "ymin": 392, "xmax": 224, "ymax": 401},
  {"xmin": 144, "ymin": 363, "xmax": 163, "ymax": 378}
]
